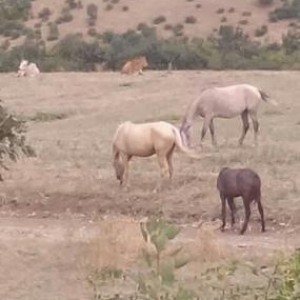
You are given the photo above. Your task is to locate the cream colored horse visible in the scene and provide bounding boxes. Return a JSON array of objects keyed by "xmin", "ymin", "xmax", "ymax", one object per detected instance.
[
  {"xmin": 16, "ymin": 60, "xmax": 40, "ymax": 77},
  {"xmin": 112, "ymin": 121, "xmax": 199, "ymax": 187},
  {"xmin": 180, "ymin": 84, "xmax": 278, "ymax": 148}
]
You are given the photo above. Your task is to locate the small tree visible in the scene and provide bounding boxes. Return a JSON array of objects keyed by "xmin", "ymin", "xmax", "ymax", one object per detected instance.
[
  {"xmin": 86, "ymin": 3, "xmax": 98, "ymax": 21},
  {"xmin": 0, "ymin": 100, "xmax": 35, "ymax": 172},
  {"xmin": 259, "ymin": 0, "xmax": 274, "ymax": 5}
]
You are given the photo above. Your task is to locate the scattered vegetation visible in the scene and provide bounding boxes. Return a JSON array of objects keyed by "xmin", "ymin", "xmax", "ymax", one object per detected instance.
[
  {"xmin": 259, "ymin": 0, "xmax": 275, "ymax": 5},
  {"xmin": 153, "ymin": 16, "xmax": 166, "ymax": 25},
  {"xmin": 216, "ymin": 8, "xmax": 225, "ymax": 14},
  {"xmin": 30, "ymin": 111, "xmax": 69, "ymax": 122},
  {"xmin": 38, "ymin": 7, "xmax": 51, "ymax": 22},
  {"xmin": 269, "ymin": 0, "xmax": 300, "ymax": 22},
  {"xmin": 185, "ymin": 16, "xmax": 197, "ymax": 24},
  {"xmin": 255, "ymin": 25, "xmax": 268, "ymax": 37},
  {"xmin": 47, "ymin": 23, "xmax": 59, "ymax": 41},
  {"xmin": 0, "ymin": 100, "xmax": 35, "ymax": 169}
]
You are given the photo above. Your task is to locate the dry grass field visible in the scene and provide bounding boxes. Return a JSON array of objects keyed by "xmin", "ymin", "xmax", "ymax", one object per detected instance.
[{"xmin": 0, "ymin": 70, "xmax": 299, "ymax": 299}]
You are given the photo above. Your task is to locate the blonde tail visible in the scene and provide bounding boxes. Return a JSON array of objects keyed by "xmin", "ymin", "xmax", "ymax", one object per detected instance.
[{"xmin": 172, "ymin": 127, "xmax": 201, "ymax": 159}]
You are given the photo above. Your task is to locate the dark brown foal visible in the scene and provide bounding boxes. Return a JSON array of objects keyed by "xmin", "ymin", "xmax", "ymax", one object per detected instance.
[{"xmin": 217, "ymin": 167, "xmax": 265, "ymax": 235}]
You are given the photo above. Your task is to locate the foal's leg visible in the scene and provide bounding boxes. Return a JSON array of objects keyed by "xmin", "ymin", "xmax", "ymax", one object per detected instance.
[
  {"xmin": 155, "ymin": 154, "xmax": 169, "ymax": 192},
  {"xmin": 238, "ymin": 110, "xmax": 250, "ymax": 146},
  {"xmin": 209, "ymin": 119, "xmax": 218, "ymax": 147},
  {"xmin": 227, "ymin": 198, "xmax": 236, "ymax": 228},
  {"xmin": 257, "ymin": 196, "xmax": 265, "ymax": 232},
  {"xmin": 200, "ymin": 116, "xmax": 212, "ymax": 147},
  {"xmin": 249, "ymin": 111, "xmax": 259, "ymax": 146},
  {"xmin": 220, "ymin": 193, "xmax": 227, "ymax": 231},
  {"xmin": 240, "ymin": 198, "xmax": 251, "ymax": 235}
]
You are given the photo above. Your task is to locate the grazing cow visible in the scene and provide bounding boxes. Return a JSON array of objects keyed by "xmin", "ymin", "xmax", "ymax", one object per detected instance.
[
  {"xmin": 180, "ymin": 84, "xmax": 278, "ymax": 148},
  {"xmin": 112, "ymin": 121, "xmax": 200, "ymax": 188},
  {"xmin": 121, "ymin": 56, "xmax": 148, "ymax": 75},
  {"xmin": 217, "ymin": 167, "xmax": 265, "ymax": 235},
  {"xmin": 16, "ymin": 60, "xmax": 40, "ymax": 78}
]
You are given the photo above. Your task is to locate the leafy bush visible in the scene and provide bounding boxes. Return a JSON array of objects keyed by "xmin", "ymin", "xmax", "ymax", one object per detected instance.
[
  {"xmin": 164, "ymin": 24, "xmax": 173, "ymax": 31},
  {"xmin": 0, "ymin": 0, "xmax": 32, "ymax": 21},
  {"xmin": 0, "ymin": 21, "xmax": 24, "ymax": 38},
  {"xmin": 259, "ymin": 0, "xmax": 274, "ymax": 5},
  {"xmin": 153, "ymin": 15, "xmax": 166, "ymax": 25},
  {"xmin": 239, "ymin": 19, "xmax": 249, "ymax": 25},
  {"xmin": 38, "ymin": 7, "xmax": 51, "ymax": 22},
  {"xmin": 185, "ymin": 16, "xmax": 197, "ymax": 24},
  {"xmin": 269, "ymin": 0, "xmax": 300, "ymax": 21},
  {"xmin": 255, "ymin": 25, "xmax": 268, "ymax": 37},
  {"xmin": 47, "ymin": 23, "xmax": 59, "ymax": 41},
  {"xmin": 105, "ymin": 4, "xmax": 113, "ymax": 11},
  {"xmin": 87, "ymin": 27, "xmax": 97, "ymax": 37},
  {"xmin": 173, "ymin": 23, "xmax": 184, "ymax": 36},
  {"xmin": 0, "ymin": 101, "xmax": 35, "ymax": 170},
  {"xmin": 65, "ymin": 0, "xmax": 78, "ymax": 9},
  {"xmin": 86, "ymin": 3, "xmax": 98, "ymax": 20},
  {"xmin": 56, "ymin": 11, "xmax": 73, "ymax": 24}
]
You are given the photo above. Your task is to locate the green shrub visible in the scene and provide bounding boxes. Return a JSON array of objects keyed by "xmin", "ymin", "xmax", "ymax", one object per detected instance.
[
  {"xmin": 0, "ymin": 0, "xmax": 32, "ymax": 21},
  {"xmin": 38, "ymin": 8, "xmax": 51, "ymax": 22},
  {"xmin": 122, "ymin": 5, "xmax": 129, "ymax": 11},
  {"xmin": 47, "ymin": 23, "xmax": 59, "ymax": 41},
  {"xmin": 242, "ymin": 11, "xmax": 252, "ymax": 16},
  {"xmin": 65, "ymin": 0, "xmax": 78, "ymax": 9},
  {"xmin": 87, "ymin": 27, "xmax": 97, "ymax": 37},
  {"xmin": 105, "ymin": 4, "xmax": 113, "ymax": 11},
  {"xmin": 216, "ymin": 8, "xmax": 225, "ymax": 14},
  {"xmin": 255, "ymin": 25, "xmax": 268, "ymax": 37},
  {"xmin": 56, "ymin": 11, "xmax": 73, "ymax": 24},
  {"xmin": 173, "ymin": 23, "xmax": 184, "ymax": 36},
  {"xmin": 164, "ymin": 24, "xmax": 173, "ymax": 30},
  {"xmin": 86, "ymin": 3, "xmax": 98, "ymax": 20},
  {"xmin": 259, "ymin": 0, "xmax": 274, "ymax": 5},
  {"xmin": 185, "ymin": 16, "xmax": 197, "ymax": 24},
  {"xmin": 239, "ymin": 19, "xmax": 248, "ymax": 25},
  {"xmin": 153, "ymin": 15, "xmax": 166, "ymax": 25}
]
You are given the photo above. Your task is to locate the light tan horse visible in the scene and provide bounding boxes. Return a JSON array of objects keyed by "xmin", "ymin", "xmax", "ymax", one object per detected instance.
[
  {"xmin": 180, "ymin": 84, "xmax": 278, "ymax": 148},
  {"xmin": 120, "ymin": 56, "xmax": 148, "ymax": 75},
  {"xmin": 112, "ymin": 121, "xmax": 200, "ymax": 187},
  {"xmin": 16, "ymin": 59, "xmax": 40, "ymax": 77}
]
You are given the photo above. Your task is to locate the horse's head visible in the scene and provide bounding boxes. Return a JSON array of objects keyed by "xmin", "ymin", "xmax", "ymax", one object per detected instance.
[{"xmin": 113, "ymin": 158, "xmax": 125, "ymax": 185}]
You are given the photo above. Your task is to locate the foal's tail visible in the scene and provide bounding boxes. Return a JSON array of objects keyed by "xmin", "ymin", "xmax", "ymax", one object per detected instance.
[
  {"xmin": 259, "ymin": 89, "xmax": 278, "ymax": 106},
  {"xmin": 172, "ymin": 126, "xmax": 201, "ymax": 159}
]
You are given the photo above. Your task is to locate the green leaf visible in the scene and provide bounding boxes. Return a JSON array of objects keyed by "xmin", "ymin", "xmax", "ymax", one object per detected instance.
[
  {"xmin": 151, "ymin": 233, "xmax": 168, "ymax": 253},
  {"xmin": 160, "ymin": 260, "xmax": 175, "ymax": 286},
  {"xmin": 140, "ymin": 222, "xmax": 149, "ymax": 242},
  {"xmin": 174, "ymin": 256, "xmax": 190, "ymax": 269}
]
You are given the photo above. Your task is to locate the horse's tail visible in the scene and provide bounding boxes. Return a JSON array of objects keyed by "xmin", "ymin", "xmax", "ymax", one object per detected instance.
[
  {"xmin": 172, "ymin": 126, "xmax": 201, "ymax": 159},
  {"xmin": 259, "ymin": 89, "xmax": 278, "ymax": 106}
]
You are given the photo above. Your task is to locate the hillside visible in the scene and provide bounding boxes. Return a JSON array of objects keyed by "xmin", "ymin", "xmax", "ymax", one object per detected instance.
[{"xmin": 0, "ymin": 0, "xmax": 293, "ymax": 48}]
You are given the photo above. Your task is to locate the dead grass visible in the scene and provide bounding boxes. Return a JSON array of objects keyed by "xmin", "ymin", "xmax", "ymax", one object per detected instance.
[{"xmin": 0, "ymin": 70, "xmax": 299, "ymax": 230}]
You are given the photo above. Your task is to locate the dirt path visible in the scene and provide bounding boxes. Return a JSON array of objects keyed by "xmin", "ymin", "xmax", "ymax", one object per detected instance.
[{"xmin": 0, "ymin": 216, "xmax": 300, "ymax": 300}]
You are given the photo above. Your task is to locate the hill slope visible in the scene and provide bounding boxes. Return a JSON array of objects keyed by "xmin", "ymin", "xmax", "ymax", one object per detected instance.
[{"xmin": 0, "ymin": 0, "xmax": 293, "ymax": 48}]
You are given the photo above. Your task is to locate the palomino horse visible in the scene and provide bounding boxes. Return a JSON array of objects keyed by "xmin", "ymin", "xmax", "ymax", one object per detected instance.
[
  {"xmin": 180, "ymin": 84, "xmax": 277, "ymax": 148},
  {"xmin": 16, "ymin": 60, "xmax": 40, "ymax": 77},
  {"xmin": 112, "ymin": 121, "xmax": 199, "ymax": 188}
]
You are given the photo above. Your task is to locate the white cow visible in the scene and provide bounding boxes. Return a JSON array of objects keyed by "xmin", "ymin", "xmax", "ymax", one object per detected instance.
[{"xmin": 16, "ymin": 60, "xmax": 40, "ymax": 77}]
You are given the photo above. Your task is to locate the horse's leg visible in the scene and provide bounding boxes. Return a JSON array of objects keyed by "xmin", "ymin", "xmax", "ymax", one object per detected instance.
[
  {"xmin": 122, "ymin": 155, "xmax": 131, "ymax": 189},
  {"xmin": 166, "ymin": 146, "xmax": 175, "ymax": 179},
  {"xmin": 200, "ymin": 116, "xmax": 211, "ymax": 147},
  {"xmin": 220, "ymin": 193, "xmax": 227, "ymax": 232},
  {"xmin": 240, "ymin": 198, "xmax": 251, "ymax": 235},
  {"xmin": 227, "ymin": 197, "xmax": 236, "ymax": 228},
  {"xmin": 155, "ymin": 154, "xmax": 169, "ymax": 192},
  {"xmin": 257, "ymin": 196, "xmax": 265, "ymax": 232},
  {"xmin": 209, "ymin": 118, "xmax": 218, "ymax": 148},
  {"xmin": 249, "ymin": 111, "xmax": 259, "ymax": 146},
  {"xmin": 238, "ymin": 110, "xmax": 249, "ymax": 146}
]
